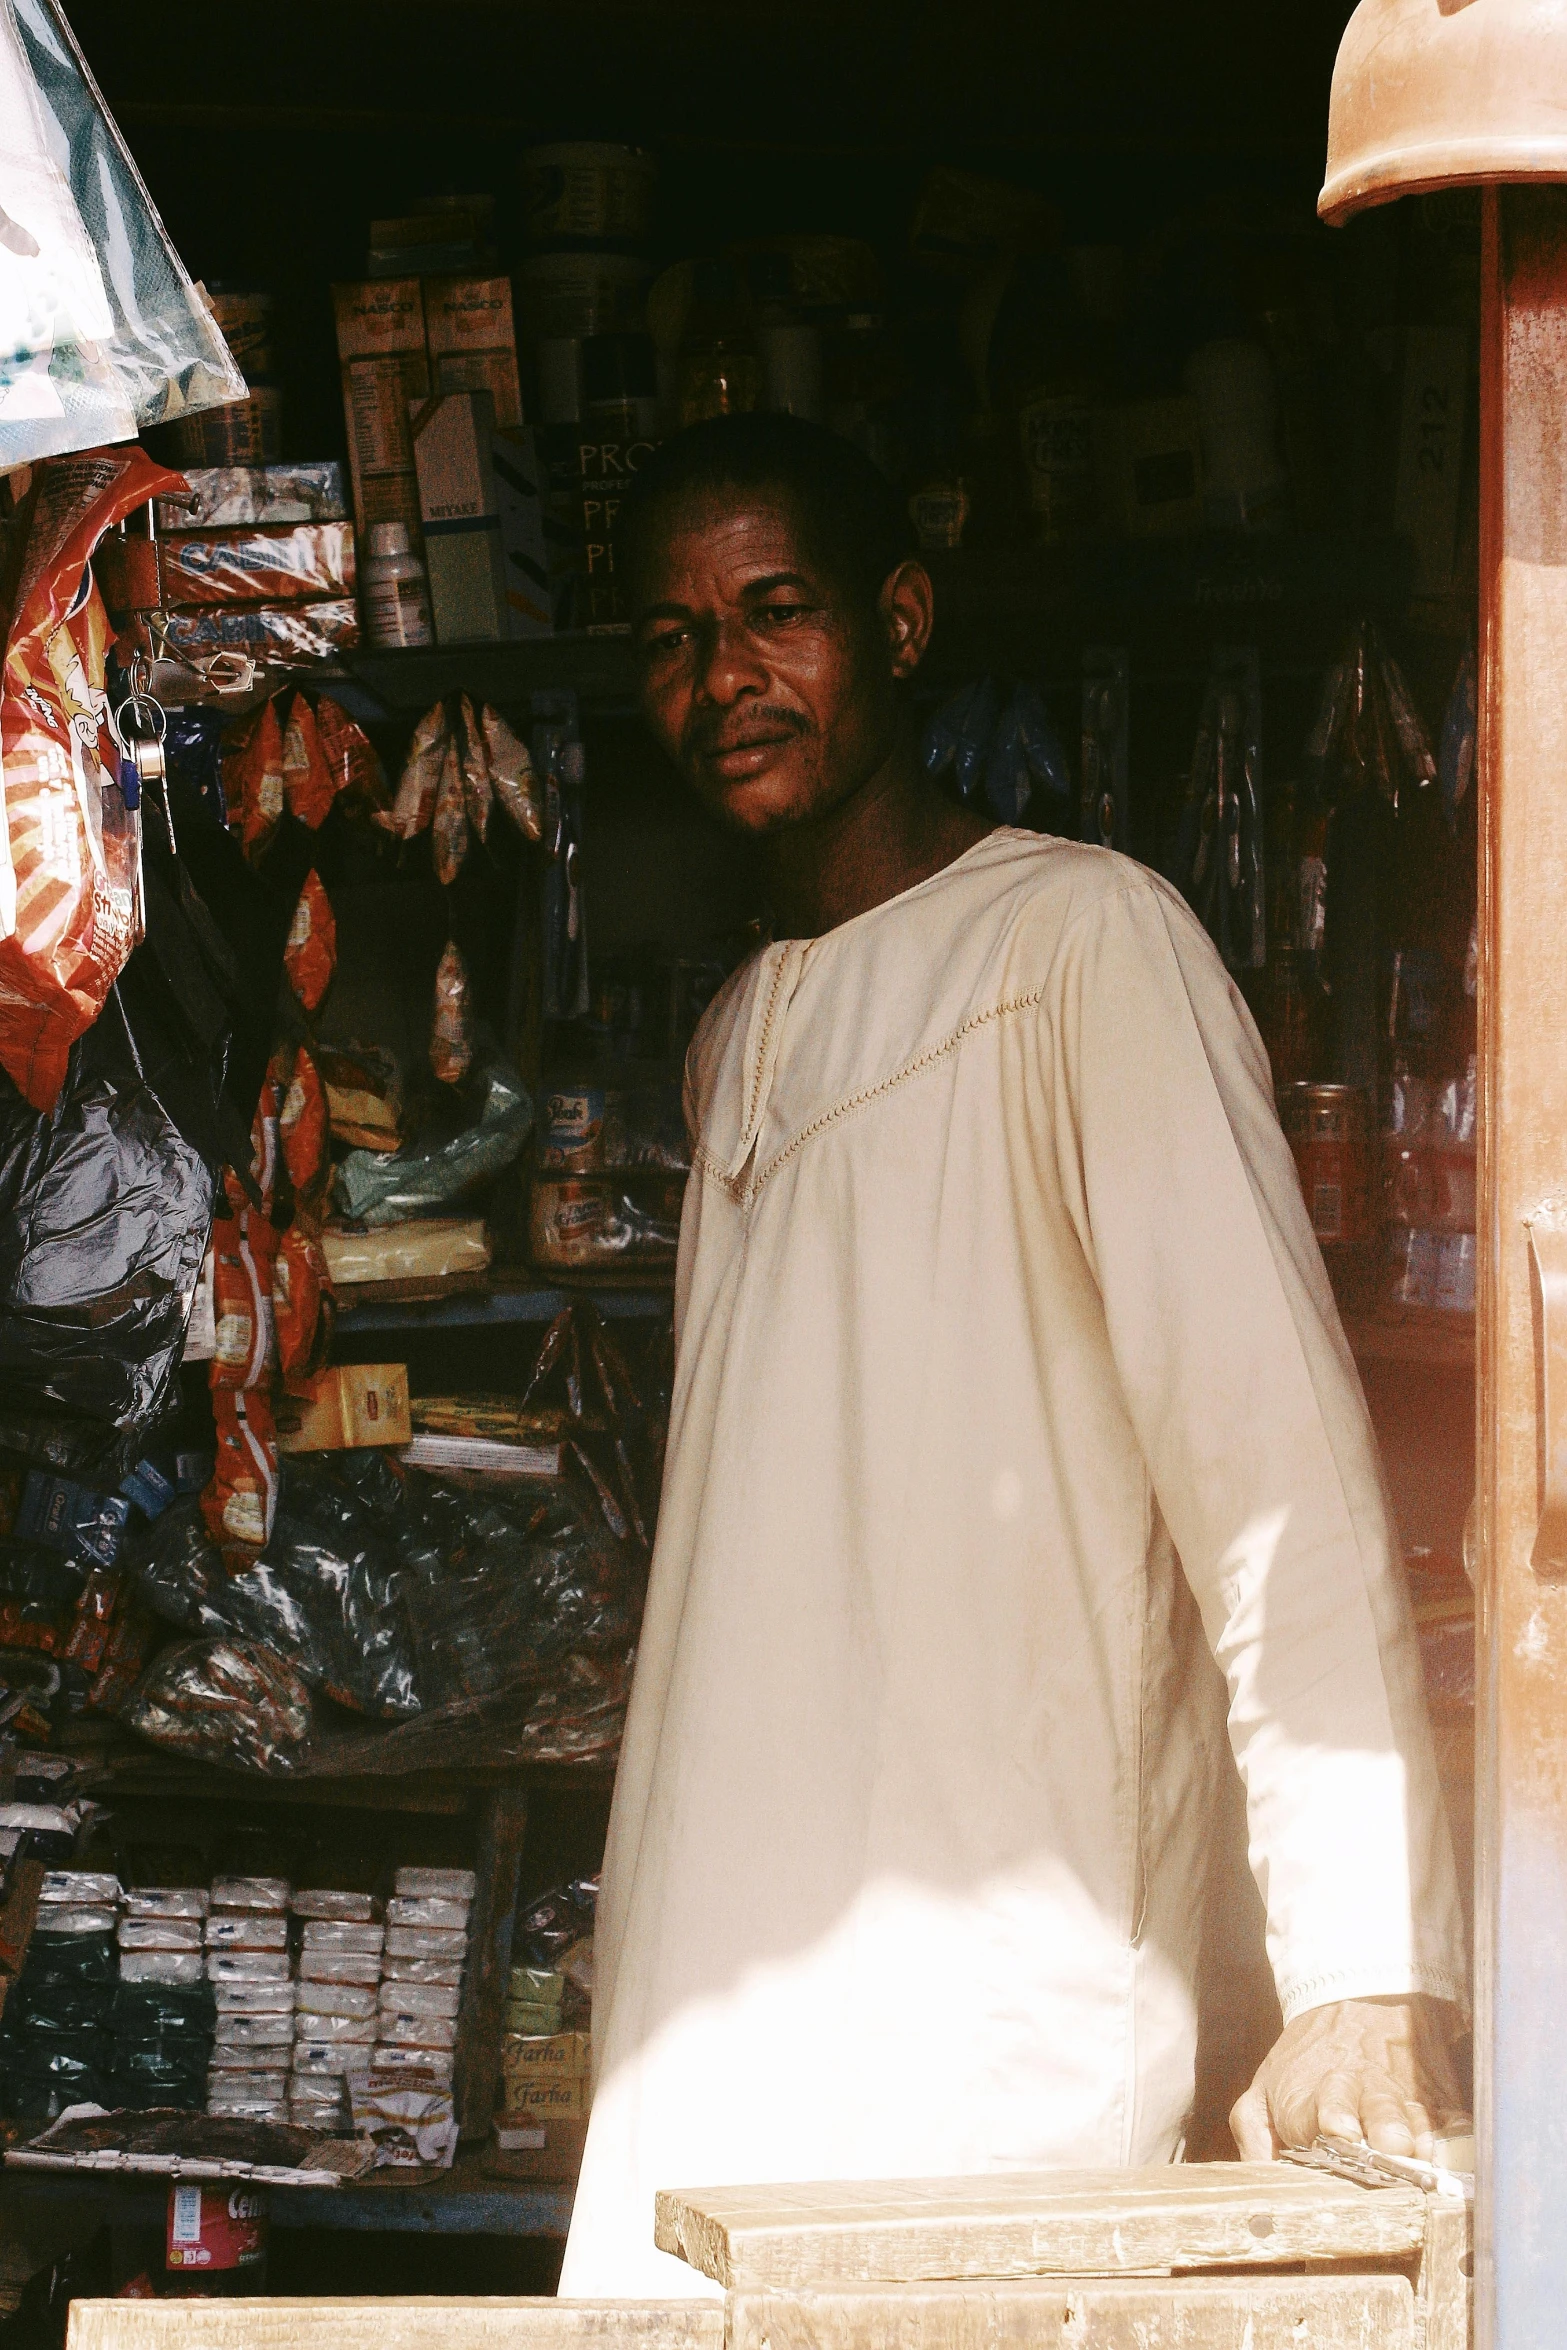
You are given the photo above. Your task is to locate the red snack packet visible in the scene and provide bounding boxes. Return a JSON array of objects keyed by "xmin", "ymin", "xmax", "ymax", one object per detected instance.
[
  {"xmin": 456, "ymin": 692, "xmax": 492, "ymax": 842},
  {"xmin": 203, "ymin": 1387, "xmax": 279, "ymax": 1551},
  {"xmin": 281, "ymin": 693, "xmax": 337, "ymax": 829},
  {"xmin": 316, "ymin": 694, "xmax": 387, "ymax": 812},
  {"xmin": 285, "ymin": 871, "xmax": 337, "ymax": 1011},
  {"xmin": 86, "ymin": 1595, "xmax": 159, "ymax": 1713},
  {"xmin": 376, "ymin": 702, "xmax": 446, "ymax": 838},
  {"xmin": 429, "ymin": 940, "xmax": 473, "ymax": 1085},
  {"xmin": 210, "ymin": 1208, "xmax": 278, "ymax": 1391},
  {"xmin": 273, "ymin": 1221, "xmax": 330, "ymax": 1382},
  {"xmin": 63, "ymin": 1568, "xmax": 122, "ymax": 1674},
  {"xmin": 236, "ymin": 696, "xmax": 286, "ymax": 864},
  {"xmin": 0, "ymin": 445, "xmax": 183, "ymax": 1110},
  {"xmin": 278, "ymin": 1045, "xmax": 328, "ymax": 1197}
]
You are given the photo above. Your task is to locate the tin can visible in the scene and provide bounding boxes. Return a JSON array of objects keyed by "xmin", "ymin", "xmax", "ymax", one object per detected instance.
[{"xmin": 1281, "ymin": 1082, "xmax": 1373, "ymax": 1246}]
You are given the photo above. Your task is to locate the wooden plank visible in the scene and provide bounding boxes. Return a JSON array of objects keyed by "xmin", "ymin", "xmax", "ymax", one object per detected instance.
[
  {"xmin": 1414, "ymin": 2197, "xmax": 1472, "ymax": 2350},
  {"xmin": 66, "ymin": 2301, "xmax": 724, "ymax": 2350},
  {"xmin": 455, "ymin": 1781, "xmax": 529, "ymax": 2141},
  {"xmin": 652, "ymin": 2167, "xmax": 1428, "ymax": 2288},
  {"xmin": 728, "ymin": 2275, "xmax": 1416, "ymax": 2350}
]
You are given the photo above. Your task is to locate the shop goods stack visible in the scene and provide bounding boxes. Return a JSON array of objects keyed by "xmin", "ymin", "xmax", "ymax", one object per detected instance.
[
  {"xmin": 206, "ymin": 1877, "xmax": 294, "ymax": 2122},
  {"xmin": 291, "ymin": 1886, "xmax": 382, "ymax": 2132}
]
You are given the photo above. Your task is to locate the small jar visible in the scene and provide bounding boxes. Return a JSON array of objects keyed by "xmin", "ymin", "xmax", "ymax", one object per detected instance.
[{"xmin": 361, "ymin": 520, "xmax": 433, "ymax": 650}]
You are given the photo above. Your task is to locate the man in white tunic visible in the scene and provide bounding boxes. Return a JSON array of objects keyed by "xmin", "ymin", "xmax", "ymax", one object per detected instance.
[{"xmin": 558, "ymin": 416, "xmax": 1466, "ymax": 2298}]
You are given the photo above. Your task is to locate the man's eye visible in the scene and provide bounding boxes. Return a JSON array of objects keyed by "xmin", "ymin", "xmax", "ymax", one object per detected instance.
[
  {"xmin": 643, "ymin": 626, "xmax": 691, "ymax": 655},
  {"xmin": 755, "ymin": 603, "xmax": 810, "ymax": 628}
]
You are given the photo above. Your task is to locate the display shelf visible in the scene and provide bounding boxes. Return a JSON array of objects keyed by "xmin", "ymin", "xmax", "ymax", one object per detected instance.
[
  {"xmin": 335, "ymin": 1281, "xmax": 673, "ymax": 1334},
  {"xmin": 1342, "ymin": 1308, "xmax": 1475, "ymax": 1372},
  {"xmin": 333, "ymin": 636, "xmax": 639, "ymax": 724},
  {"xmin": 2, "ymin": 2151, "xmax": 575, "ymax": 2238}
]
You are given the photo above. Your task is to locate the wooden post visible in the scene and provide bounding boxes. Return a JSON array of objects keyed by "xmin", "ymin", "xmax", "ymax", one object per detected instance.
[
  {"xmin": 1475, "ymin": 181, "xmax": 1567, "ymax": 2350},
  {"xmin": 454, "ymin": 1781, "xmax": 529, "ymax": 2141}
]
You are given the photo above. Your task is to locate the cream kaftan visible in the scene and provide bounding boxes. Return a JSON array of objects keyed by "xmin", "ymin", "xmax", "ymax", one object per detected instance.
[{"xmin": 558, "ymin": 831, "xmax": 1466, "ymax": 2297}]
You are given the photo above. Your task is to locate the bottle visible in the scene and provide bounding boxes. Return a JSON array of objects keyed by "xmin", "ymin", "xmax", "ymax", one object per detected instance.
[
  {"xmin": 361, "ymin": 521, "xmax": 433, "ymax": 650},
  {"xmin": 676, "ymin": 260, "xmax": 761, "ymax": 425}
]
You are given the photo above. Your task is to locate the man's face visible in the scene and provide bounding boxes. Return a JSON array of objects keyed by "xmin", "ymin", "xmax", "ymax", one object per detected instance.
[{"xmin": 631, "ymin": 488, "xmax": 923, "ymax": 834}]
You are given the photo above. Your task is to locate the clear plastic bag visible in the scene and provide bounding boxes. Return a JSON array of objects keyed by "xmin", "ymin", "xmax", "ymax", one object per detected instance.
[
  {"xmin": 0, "ymin": 0, "xmax": 246, "ymax": 462},
  {"xmin": 334, "ymin": 1047, "xmax": 533, "ymax": 1226},
  {"xmin": 122, "ymin": 1634, "xmax": 313, "ymax": 1773}
]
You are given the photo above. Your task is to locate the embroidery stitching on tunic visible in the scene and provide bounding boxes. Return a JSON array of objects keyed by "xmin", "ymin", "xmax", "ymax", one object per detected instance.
[
  {"xmin": 693, "ymin": 986, "xmax": 1048, "ymax": 1205},
  {"xmin": 743, "ymin": 949, "xmax": 795, "ymax": 1147}
]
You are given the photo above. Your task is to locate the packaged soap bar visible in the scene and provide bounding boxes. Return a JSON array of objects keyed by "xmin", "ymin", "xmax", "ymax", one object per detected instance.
[
  {"xmin": 215, "ymin": 1981, "xmax": 297, "ymax": 2015},
  {"xmin": 41, "ymin": 1872, "xmax": 121, "ymax": 1905},
  {"xmin": 212, "ymin": 2012, "xmax": 294, "ymax": 2049},
  {"xmin": 208, "ymin": 2068, "xmax": 288, "ymax": 2099},
  {"xmin": 119, "ymin": 1918, "xmax": 203, "ymax": 1951},
  {"xmin": 301, "ymin": 1921, "xmax": 384, "ymax": 1955},
  {"xmin": 394, "ymin": 1868, "xmax": 476, "ymax": 1902},
  {"xmin": 207, "ymin": 1951, "xmax": 291, "ymax": 1985},
  {"xmin": 210, "ymin": 1876, "xmax": 290, "ymax": 1914},
  {"xmin": 377, "ymin": 2010, "xmax": 456, "ymax": 2050},
  {"xmin": 120, "ymin": 1951, "xmax": 204, "ymax": 1987},
  {"xmin": 296, "ymin": 1980, "xmax": 377, "ymax": 2019},
  {"xmin": 207, "ymin": 2044, "xmax": 290, "ymax": 2077},
  {"xmin": 208, "ymin": 2093, "xmax": 289, "ymax": 2121},
  {"xmin": 206, "ymin": 1914, "xmax": 288, "ymax": 1951},
  {"xmin": 37, "ymin": 1907, "xmax": 118, "ymax": 1935},
  {"xmin": 378, "ymin": 1980, "xmax": 460, "ymax": 2020},
  {"xmin": 124, "ymin": 1888, "xmax": 209, "ymax": 1920},
  {"xmin": 385, "ymin": 1925, "xmax": 467, "ymax": 1961},
  {"xmin": 292, "ymin": 1890, "xmax": 380, "ymax": 1923},
  {"xmin": 300, "ymin": 1951, "xmax": 381, "ymax": 1987},
  {"xmin": 385, "ymin": 1896, "xmax": 469, "ymax": 1931},
  {"xmin": 382, "ymin": 1954, "xmax": 464, "ymax": 1987},
  {"xmin": 293, "ymin": 2012, "xmax": 377, "ymax": 2046}
]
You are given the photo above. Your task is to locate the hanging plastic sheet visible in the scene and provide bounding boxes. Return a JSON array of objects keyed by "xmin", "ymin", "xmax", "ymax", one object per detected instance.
[{"xmin": 0, "ymin": 0, "xmax": 245, "ymax": 465}]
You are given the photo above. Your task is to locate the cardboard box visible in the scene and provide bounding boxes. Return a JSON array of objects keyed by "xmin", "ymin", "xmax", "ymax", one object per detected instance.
[
  {"xmin": 436, "ymin": 347, "xmax": 524, "ymax": 431},
  {"xmin": 333, "ymin": 277, "xmax": 426, "ymax": 362},
  {"xmin": 492, "ymin": 424, "xmax": 552, "ymax": 638},
  {"xmin": 276, "ymin": 1364, "xmax": 411, "ymax": 1454},
  {"xmin": 502, "ymin": 2031, "xmax": 591, "ymax": 2082},
  {"xmin": 501, "ymin": 2073, "xmax": 588, "ymax": 2120},
  {"xmin": 424, "ymin": 274, "xmax": 517, "ymax": 357},
  {"xmin": 536, "ymin": 423, "xmax": 659, "ymax": 630},
  {"xmin": 345, "ymin": 358, "xmax": 417, "ymax": 476},
  {"xmin": 487, "ymin": 2116, "xmax": 588, "ymax": 2181},
  {"xmin": 411, "ymin": 389, "xmax": 508, "ymax": 643}
]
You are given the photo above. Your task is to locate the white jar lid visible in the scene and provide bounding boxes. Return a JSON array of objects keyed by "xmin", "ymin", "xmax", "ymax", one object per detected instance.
[{"xmin": 367, "ymin": 520, "xmax": 411, "ymax": 558}]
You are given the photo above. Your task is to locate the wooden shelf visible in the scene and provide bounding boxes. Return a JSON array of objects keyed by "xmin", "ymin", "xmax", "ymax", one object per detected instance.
[
  {"xmin": 1343, "ymin": 1309, "xmax": 1475, "ymax": 1372},
  {"xmin": 334, "ymin": 1279, "xmax": 673, "ymax": 1335}
]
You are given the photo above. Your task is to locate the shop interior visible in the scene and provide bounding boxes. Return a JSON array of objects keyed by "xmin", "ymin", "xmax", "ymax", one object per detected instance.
[{"xmin": 0, "ymin": 0, "xmax": 1477, "ymax": 2327}]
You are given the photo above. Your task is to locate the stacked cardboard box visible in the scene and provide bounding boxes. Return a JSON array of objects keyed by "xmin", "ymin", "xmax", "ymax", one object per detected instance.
[{"xmin": 333, "ymin": 278, "xmax": 431, "ymax": 561}]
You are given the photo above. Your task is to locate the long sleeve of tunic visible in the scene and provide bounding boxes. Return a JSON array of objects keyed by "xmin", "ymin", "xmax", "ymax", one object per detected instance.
[{"xmin": 557, "ymin": 832, "xmax": 1466, "ymax": 2300}]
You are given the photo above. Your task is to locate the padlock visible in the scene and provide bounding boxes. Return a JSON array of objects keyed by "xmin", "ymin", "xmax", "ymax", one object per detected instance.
[{"xmin": 131, "ymin": 733, "xmax": 166, "ymax": 787}]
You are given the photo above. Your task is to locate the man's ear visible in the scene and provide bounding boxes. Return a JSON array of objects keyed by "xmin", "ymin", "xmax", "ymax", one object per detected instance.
[{"xmin": 880, "ymin": 559, "xmax": 934, "ymax": 681}]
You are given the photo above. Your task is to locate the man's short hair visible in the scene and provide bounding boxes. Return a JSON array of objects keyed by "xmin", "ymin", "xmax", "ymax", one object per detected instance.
[{"xmin": 619, "ymin": 412, "xmax": 918, "ymax": 614}]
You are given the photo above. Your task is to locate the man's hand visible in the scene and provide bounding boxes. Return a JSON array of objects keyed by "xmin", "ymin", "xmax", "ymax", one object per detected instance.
[{"xmin": 1230, "ymin": 1994, "xmax": 1466, "ymax": 2161}]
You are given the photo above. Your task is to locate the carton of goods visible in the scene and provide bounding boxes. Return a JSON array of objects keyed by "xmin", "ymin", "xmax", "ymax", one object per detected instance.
[
  {"xmin": 157, "ymin": 599, "xmax": 360, "ymax": 667},
  {"xmin": 503, "ymin": 2030, "xmax": 591, "ymax": 2081},
  {"xmin": 423, "ymin": 275, "xmax": 517, "ymax": 357},
  {"xmin": 493, "ymin": 424, "xmax": 552, "ymax": 639},
  {"xmin": 333, "ymin": 278, "xmax": 426, "ymax": 362},
  {"xmin": 345, "ymin": 359, "xmax": 417, "ymax": 477},
  {"xmin": 155, "ymin": 465, "xmax": 349, "ymax": 530},
  {"xmin": 503, "ymin": 2071, "xmax": 587, "ymax": 2120},
  {"xmin": 321, "ymin": 1217, "xmax": 491, "ymax": 1293},
  {"xmin": 156, "ymin": 523, "xmax": 356, "ymax": 610},
  {"xmin": 411, "ymin": 389, "xmax": 508, "ymax": 644},
  {"xmin": 489, "ymin": 2114, "xmax": 589, "ymax": 2179},
  {"xmin": 1092, "ymin": 397, "xmax": 1205, "ymax": 538},
  {"xmin": 275, "ymin": 1363, "xmax": 412, "ymax": 1454},
  {"xmin": 436, "ymin": 348, "xmax": 523, "ymax": 431},
  {"xmin": 349, "ymin": 2067, "xmax": 458, "ymax": 2169}
]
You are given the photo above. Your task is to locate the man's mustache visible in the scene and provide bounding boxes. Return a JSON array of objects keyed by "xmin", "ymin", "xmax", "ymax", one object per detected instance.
[{"xmin": 684, "ymin": 706, "xmax": 812, "ymax": 757}]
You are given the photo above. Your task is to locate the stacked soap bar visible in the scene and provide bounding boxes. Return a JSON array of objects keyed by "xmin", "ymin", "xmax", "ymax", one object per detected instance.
[
  {"xmin": 374, "ymin": 1867, "xmax": 474, "ymax": 2090},
  {"xmin": 0, "ymin": 1870, "xmax": 123, "ymax": 2117},
  {"xmin": 205, "ymin": 1877, "xmax": 293, "ymax": 2121},
  {"xmin": 115, "ymin": 1889, "xmax": 214, "ymax": 2106},
  {"xmin": 291, "ymin": 1889, "xmax": 383, "ymax": 2132}
]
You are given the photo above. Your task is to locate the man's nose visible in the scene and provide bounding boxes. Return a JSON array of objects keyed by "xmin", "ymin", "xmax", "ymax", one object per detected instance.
[{"xmin": 693, "ymin": 615, "xmax": 767, "ymax": 705}]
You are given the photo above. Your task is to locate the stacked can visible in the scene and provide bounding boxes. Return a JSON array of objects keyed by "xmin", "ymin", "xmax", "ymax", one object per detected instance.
[
  {"xmin": 115, "ymin": 1887, "xmax": 214, "ymax": 2107},
  {"xmin": 291, "ymin": 1889, "xmax": 384, "ymax": 2130},
  {"xmin": 205, "ymin": 1877, "xmax": 293, "ymax": 2121},
  {"xmin": 374, "ymin": 1867, "xmax": 474, "ymax": 2088}
]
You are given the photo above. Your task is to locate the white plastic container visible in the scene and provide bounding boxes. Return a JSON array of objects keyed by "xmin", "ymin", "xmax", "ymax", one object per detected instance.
[{"xmin": 361, "ymin": 520, "xmax": 434, "ymax": 650}]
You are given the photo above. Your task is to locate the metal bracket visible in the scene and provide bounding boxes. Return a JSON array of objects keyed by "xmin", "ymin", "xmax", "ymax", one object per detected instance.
[{"xmin": 1527, "ymin": 1214, "xmax": 1567, "ymax": 1576}]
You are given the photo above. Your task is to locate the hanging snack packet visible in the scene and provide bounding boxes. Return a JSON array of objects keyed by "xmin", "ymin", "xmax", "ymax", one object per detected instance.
[
  {"xmin": 0, "ymin": 446, "xmax": 183, "ymax": 1111},
  {"xmin": 209, "ymin": 1209, "xmax": 277, "ymax": 1392},
  {"xmin": 272, "ymin": 1224, "xmax": 328, "ymax": 1383},
  {"xmin": 280, "ymin": 694, "xmax": 336, "ymax": 830},
  {"xmin": 377, "ymin": 703, "xmax": 447, "ymax": 839},
  {"xmin": 431, "ymin": 736, "xmax": 467, "ymax": 886},
  {"xmin": 284, "ymin": 873, "xmax": 336, "ymax": 1012},
  {"xmin": 455, "ymin": 694, "xmax": 492, "ymax": 842},
  {"xmin": 232, "ymin": 697, "xmax": 287, "ymax": 865},
  {"xmin": 429, "ymin": 942, "xmax": 473, "ymax": 1086},
  {"xmin": 278, "ymin": 1047, "xmax": 328, "ymax": 1197},
  {"xmin": 315, "ymin": 696, "xmax": 386, "ymax": 813},
  {"xmin": 482, "ymin": 705, "xmax": 543, "ymax": 842},
  {"xmin": 202, "ymin": 1389, "xmax": 279, "ymax": 1551}
]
